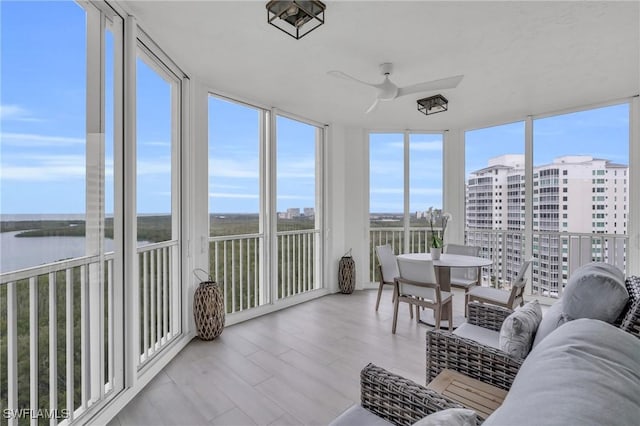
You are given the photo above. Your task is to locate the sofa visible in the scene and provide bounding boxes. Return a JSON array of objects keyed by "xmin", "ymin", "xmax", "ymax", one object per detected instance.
[
  {"xmin": 331, "ymin": 270, "xmax": 640, "ymax": 425},
  {"xmin": 331, "ymin": 318, "xmax": 640, "ymax": 426}
]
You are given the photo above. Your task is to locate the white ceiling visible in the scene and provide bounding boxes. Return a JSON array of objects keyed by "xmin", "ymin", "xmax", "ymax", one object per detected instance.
[{"xmin": 121, "ymin": 1, "xmax": 640, "ymax": 131}]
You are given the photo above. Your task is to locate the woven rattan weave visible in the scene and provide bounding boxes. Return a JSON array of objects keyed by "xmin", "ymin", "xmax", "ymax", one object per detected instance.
[{"xmin": 193, "ymin": 281, "xmax": 225, "ymax": 340}]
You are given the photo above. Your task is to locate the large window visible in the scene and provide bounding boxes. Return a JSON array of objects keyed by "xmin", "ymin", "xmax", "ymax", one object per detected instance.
[
  {"xmin": 465, "ymin": 122, "xmax": 525, "ymax": 287},
  {"xmin": 135, "ymin": 45, "xmax": 183, "ymax": 364},
  {"xmin": 369, "ymin": 132, "xmax": 443, "ymax": 280},
  {"xmin": 276, "ymin": 115, "xmax": 322, "ymax": 299},
  {"xmin": 0, "ymin": 1, "xmax": 124, "ymax": 421},
  {"xmin": 464, "ymin": 103, "xmax": 632, "ymax": 297},
  {"xmin": 207, "ymin": 103, "xmax": 324, "ymax": 313},
  {"xmin": 532, "ymin": 104, "xmax": 629, "ymax": 297},
  {"xmin": 208, "ymin": 96, "xmax": 263, "ymax": 312}
]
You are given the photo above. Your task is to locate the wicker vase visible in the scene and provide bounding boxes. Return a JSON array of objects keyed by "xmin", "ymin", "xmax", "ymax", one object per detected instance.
[
  {"xmin": 193, "ymin": 281, "xmax": 225, "ymax": 340},
  {"xmin": 338, "ymin": 256, "xmax": 356, "ymax": 294}
]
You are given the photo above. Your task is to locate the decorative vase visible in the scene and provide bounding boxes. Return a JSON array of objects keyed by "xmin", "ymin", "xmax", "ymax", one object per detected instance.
[
  {"xmin": 338, "ymin": 256, "xmax": 356, "ymax": 294},
  {"xmin": 430, "ymin": 247, "xmax": 442, "ymax": 260},
  {"xmin": 193, "ymin": 280, "xmax": 225, "ymax": 340}
]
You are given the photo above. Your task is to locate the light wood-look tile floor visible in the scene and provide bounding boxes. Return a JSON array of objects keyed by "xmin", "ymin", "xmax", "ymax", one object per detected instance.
[{"xmin": 109, "ymin": 288, "xmax": 468, "ymax": 426}]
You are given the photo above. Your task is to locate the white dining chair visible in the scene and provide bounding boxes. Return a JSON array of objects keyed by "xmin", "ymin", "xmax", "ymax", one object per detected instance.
[
  {"xmin": 393, "ymin": 257, "xmax": 453, "ymax": 333},
  {"xmin": 467, "ymin": 258, "xmax": 533, "ymax": 311}
]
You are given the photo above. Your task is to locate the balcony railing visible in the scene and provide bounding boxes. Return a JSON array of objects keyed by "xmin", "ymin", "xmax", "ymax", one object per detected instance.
[
  {"xmin": 0, "ymin": 241, "xmax": 180, "ymax": 424},
  {"xmin": 369, "ymin": 227, "xmax": 443, "ymax": 282},
  {"xmin": 369, "ymin": 227, "xmax": 628, "ymax": 298},
  {"xmin": 209, "ymin": 229, "xmax": 320, "ymax": 315}
]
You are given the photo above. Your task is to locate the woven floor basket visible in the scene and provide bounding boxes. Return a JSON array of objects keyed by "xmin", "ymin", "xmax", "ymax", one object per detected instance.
[
  {"xmin": 338, "ymin": 256, "xmax": 356, "ymax": 294},
  {"xmin": 193, "ymin": 281, "xmax": 225, "ymax": 340}
]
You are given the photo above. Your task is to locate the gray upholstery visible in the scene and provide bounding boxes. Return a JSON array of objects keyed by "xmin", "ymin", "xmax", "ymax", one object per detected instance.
[
  {"xmin": 465, "ymin": 286, "xmax": 510, "ymax": 304},
  {"xmin": 498, "ymin": 300, "xmax": 542, "ymax": 359},
  {"xmin": 329, "ymin": 404, "xmax": 393, "ymax": 426},
  {"xmin": 531, "ymin": 300, "xmax": 565, "ymax": 348},
  {"xmin": 412, "ymin": 408, "xmax": 477, "ymax": 426},
  {"xmin": 453, "ymin": 323, "xmax": 501, "ymax": 350},
  {"xmin": 376, "ymin": 244, "xmax": 399, "ymax": 283},
  {"xmin": 562, "ymin": 262, "xmax": 628, "ymax": 323},
  {"xmin": 485, "ymin": 319, "xmax": 640, "ymax": 426}
]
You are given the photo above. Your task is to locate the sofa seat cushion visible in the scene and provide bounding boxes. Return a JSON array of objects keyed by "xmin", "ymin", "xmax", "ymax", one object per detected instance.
[
  {"xmin": 484, "ymin": 318, "xmax": 640, "ymax": 426},
  {"xmin": 453, "ymin": 323, "xmax": 500, "ymax": 350},
  {"xmin": 329, "ymin": 404, "xmax": 393, "ymax": 426},
  {"xmin": 562, "ymin": 262, "xmax": 627, "ymax": 323}
]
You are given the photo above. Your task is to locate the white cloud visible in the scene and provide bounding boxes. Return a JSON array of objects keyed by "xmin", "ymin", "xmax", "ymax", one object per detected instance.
[
  {"xmin": 1, "ymin": 132, "xmax": 84, "ymax": 146},
  {"xmin": 277, "ymin": 194, "xmax": 314, "ymax": 200},
  {"xmin": 137, "ymin": 158, "xmax": 171, "ymax": 175},
  {"xmin": 0, "ymin": 105, "xmax": 42, "ymax": 122},
  {"xmin": 0, "ymin": 154, "xmax": 85, "ymax": 181},
  {"xmin": 142, "ymin": 141, "xmax": 171, "ymax": 147},
  {"xmin": 409, "ymin": 141, "xmax": 442, "ymax": 152},
  {"xmin": 210, "ymin": 158, "xmax": 259, "ymax": 178}
]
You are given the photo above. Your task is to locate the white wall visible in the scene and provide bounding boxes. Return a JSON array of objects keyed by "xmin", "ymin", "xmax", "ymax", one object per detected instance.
[{"xmin": 325, "ymin": 124, "xmax": 371, "ymax": 290}]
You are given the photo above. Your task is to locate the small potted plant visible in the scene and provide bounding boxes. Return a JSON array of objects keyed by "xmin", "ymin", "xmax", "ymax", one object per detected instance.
[{"xmin": 429, "ymin": 212, "xmax": 451, "ymax": 260}]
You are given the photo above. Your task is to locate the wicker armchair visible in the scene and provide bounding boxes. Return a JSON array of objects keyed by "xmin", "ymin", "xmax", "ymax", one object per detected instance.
[
  {"xmin": 620, "ymin": 275, "xmax": 640, "ymax": 338},
  {"xmin": 426, "ymin": 302, "xmax": 521, "ymax": 391},
  {"xmin": 360, "ymin": 363, "xmax": 480, "ymax": 426}
]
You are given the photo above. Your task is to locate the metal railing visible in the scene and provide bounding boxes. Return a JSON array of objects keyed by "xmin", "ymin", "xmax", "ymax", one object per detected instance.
[
  {"xmin": 369, "ymin": 227, "xmax": 628, "ymax": 298},
  {"xmin": 209, "ymin": 229, "xmax": 320, "ymax": 315},
  {"xmin": 0, "ymin": 241, "xmax": 180, "ymax": 423}
]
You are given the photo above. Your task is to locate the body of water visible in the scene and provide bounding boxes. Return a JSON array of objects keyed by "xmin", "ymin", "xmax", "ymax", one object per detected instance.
[{"xmin": 0, "ymin": 231, "xmax": 115, "ymax": 273}]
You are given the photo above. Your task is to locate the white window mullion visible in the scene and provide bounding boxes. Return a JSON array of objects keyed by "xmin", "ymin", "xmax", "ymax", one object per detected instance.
[
  {"xmin": 403, "ymin": 131, "xmax": 410, "ymax": 254},
  {"xmin": 629, "ymin": 96, "xmax": 640, "ymax": 275}
]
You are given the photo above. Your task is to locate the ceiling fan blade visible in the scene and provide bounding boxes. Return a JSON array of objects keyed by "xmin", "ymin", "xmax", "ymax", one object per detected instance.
[
  {"xmin": 328, "ymin": 70, "xmax": 378, "ymax": 88},
  {"xmin": 396, "ymin": 75, "xmax": 464, "ymax": 98},
  {"xmin": 365, "ymin": 99, "xmax": 380, "ymax": 114}
]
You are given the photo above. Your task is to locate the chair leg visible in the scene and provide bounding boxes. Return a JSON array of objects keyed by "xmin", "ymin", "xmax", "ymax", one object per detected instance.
[
  {"xmin": 409, "ymin": 303, "xmax": 413, "ymax": 319},
  {"xmin": 447, "ymin": 302, "xmax": 453, "ymax": 331},
  {"xmin": 434, "ymin": 306, "xmax": 441, "ymax": 330},
  {"xmin": 375, "ymin": 283, "xmax": 384, "ymax": 311},
  {"xmin": 392, "ymin": 296, "xmax": 400, "ymax": 334},
  {"xmin": 416, "ymin": 303, "xmax": 421, "ymax": 323}
]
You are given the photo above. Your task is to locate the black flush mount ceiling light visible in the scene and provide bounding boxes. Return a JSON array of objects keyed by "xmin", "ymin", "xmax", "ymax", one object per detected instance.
[
  {"xmin": 266, "ymin": 1, "xmax": 326, "ymax": 39},
  {"xmin": 417, "ymin": 94, "xmax": 449, "ymax": 115}
]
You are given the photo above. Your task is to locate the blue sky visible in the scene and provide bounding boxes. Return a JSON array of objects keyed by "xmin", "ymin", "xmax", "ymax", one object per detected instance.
[{"xmin": 0, "ymin": 2, "xmax": 630, "ymax": 216}]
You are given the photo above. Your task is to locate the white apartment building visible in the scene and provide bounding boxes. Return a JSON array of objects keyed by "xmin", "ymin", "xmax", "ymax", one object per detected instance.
[{"xmin": 467, "ymin": 154, "xmax": 628, "ymax": 296}]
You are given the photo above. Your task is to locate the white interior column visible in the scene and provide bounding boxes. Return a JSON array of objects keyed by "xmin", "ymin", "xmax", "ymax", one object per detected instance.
[
  {"xmin": 443, "ymin": 129, "xmax": 465, "ymax": 245},
  {"xmin": 629, "ymin": 96, "xmax": 640, "ymax": 275}
]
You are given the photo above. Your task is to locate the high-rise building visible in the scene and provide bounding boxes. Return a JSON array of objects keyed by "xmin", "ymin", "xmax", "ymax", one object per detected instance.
[{"xmin": 467, "ymin": 154, "xmax": 627, "ymax": 296}]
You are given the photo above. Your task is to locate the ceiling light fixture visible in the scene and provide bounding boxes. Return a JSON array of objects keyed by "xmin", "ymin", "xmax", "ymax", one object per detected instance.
[
  {"xmin": 417, "ymin": 94, "xmax": 449, "ymax": 116},
  {"xmin": 266, "ymin": 1, "xmax": 326, "ymax": 40}
]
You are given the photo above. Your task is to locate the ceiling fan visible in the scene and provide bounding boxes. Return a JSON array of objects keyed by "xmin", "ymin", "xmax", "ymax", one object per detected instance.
[{"xmin": 328, "ymin": 63, "xmax": 463, "ymax": 113}]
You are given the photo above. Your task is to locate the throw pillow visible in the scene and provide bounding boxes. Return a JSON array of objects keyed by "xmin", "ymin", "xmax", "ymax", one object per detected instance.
[
  {"xmin": 531, "ymin": 300, "xmax": 566, "ymax": 349},
  {"xmin": 499, "ymin": 300, "xmax": 542, "ymax": 359},
  {"xmin": 562, "ymin": 262, "xmax": 628, "ymax": 324},
  {"xmin": 412, "ymin": 408, "xmax": 477, "ymax": 426}
]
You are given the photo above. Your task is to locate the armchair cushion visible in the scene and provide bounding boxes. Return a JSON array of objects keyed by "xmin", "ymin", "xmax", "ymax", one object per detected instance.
[
  {"xmin": 329, "ymin": 404, "xmax": 393, "ymax": 426},
  {"xmin": 562, "ymin": 262, "xmax": 627, "ymax": 323},
  {"xmin": 452, "ymin": 323, "xmax": 500, "ymax": 350},
  {"xmin": 412, "ymin": 408, "xmax": 477, "ymax": 426},
  {"xmin": 466, "ymin": 286, "xmax": 511, "ymax": 305},
  {"xmin": 498, "ymin": 300, "xmax": 542, "ymax": 359}
]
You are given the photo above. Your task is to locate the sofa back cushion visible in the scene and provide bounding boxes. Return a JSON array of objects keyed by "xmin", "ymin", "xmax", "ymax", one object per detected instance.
[
  {"xmin": 484, "ymin": 319, "xmax": 640, "ymax": 426},
  {"xmin": 531, "ymin": 300, "xmax": 565, "ymax": 349},
  {"xmin": 498, "ymin": 300, "xmax": 542, "ymax": 359},
  {"xmin": 562, "ymin": 262, "xmax": 627, "ymax": 323}
]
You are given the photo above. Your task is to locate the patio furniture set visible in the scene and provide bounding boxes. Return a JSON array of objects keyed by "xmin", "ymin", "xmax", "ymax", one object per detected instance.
[{"xmin": 332, "ymin": 253, "xmax": 640, "ymax": 425}]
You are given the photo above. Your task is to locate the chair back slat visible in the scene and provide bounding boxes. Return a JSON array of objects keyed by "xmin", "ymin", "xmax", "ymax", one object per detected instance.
[
  {"xmin": 375, "ymin": 245, "xmax": 399, "ymax": 284},
  {"xmin": 444, "ymin": 244, "xmax": 481, "ymax": 281}
]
